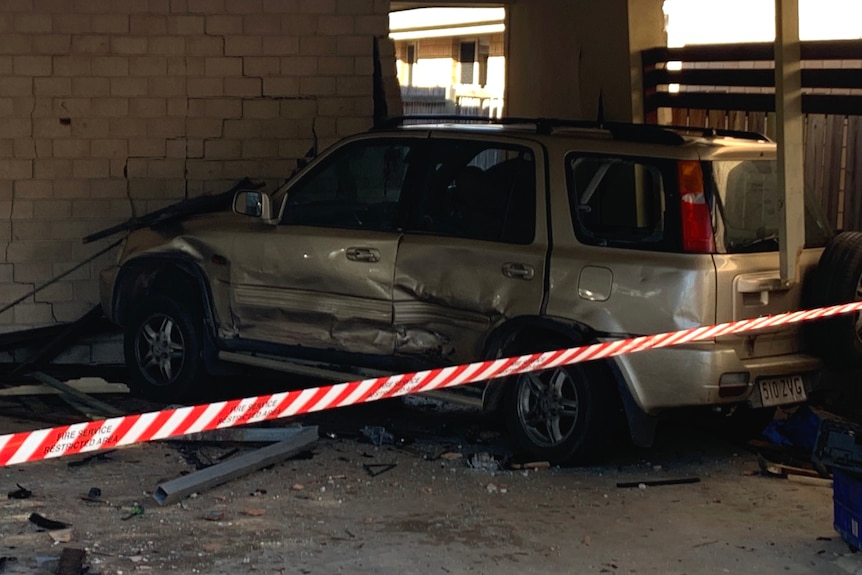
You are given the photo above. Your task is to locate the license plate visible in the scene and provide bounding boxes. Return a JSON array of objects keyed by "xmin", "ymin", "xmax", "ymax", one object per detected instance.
[{"xmin": 758, "ymin": 375, "xmax": 807, "ymax": 407}]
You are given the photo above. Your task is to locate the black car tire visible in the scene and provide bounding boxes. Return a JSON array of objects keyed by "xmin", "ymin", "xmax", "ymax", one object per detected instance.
[
  {"xmin": 124, "ymin": 295, "xmax": 204, "ymax": 402},
  {"xmin": 502, "ymin": 339, "xmax": 617, "ymax": 464},
  {"xmin": 807, "ymin": 231, "xmax": 862, "ymax": 366}
]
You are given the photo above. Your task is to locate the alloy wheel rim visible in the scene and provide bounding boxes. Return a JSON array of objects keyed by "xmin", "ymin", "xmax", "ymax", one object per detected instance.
[
  {"xmin": 136, "ymin": 313, "xmax": 186, "ymax": 387},
  {"xmin": 516, "ymin": 367, "xmax": 580, "ymax": 448}
]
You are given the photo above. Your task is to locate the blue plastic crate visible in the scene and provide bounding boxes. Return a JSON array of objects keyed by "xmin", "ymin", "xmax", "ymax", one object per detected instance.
[
  {"xmin": 833, "ymin": 469, "xmax": 862, "ymax": 549},
  {"xmin": 815, "ymin": 419, "xmax": 862, "ymax": 474}
]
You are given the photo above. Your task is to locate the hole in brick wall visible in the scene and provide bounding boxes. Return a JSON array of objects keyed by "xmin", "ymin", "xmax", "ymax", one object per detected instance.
[{"xmin": 59, "ymin": 118, "xmax": 71, "ymax": 125}]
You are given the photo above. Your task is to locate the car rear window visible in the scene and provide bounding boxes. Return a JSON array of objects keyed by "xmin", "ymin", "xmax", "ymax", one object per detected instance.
[
  {"xmin": 567, "ymin": 154, "xmax": 679, "ymax": 251},
  {"xmin": 707, "ymin": 160, "xmax": 832, "ymax": 253}
]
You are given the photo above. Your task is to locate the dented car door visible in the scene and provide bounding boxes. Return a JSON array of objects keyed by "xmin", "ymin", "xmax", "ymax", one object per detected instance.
[
  {"xmin": 394, "ymin": 136, "xmax": 548, "ymax": 365},
  {"xmin": 229, "ymin": 138, "xmax": 419, "ymax": 355}
]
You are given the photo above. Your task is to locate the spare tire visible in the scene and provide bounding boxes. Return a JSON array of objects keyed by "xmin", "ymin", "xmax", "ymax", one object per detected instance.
[{"xmin": 806, "ymin": 231, "xmax": 862, "ymax": 366}]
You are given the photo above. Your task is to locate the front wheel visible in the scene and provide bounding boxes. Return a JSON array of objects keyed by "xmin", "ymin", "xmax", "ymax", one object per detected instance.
[
  {"xmin": 503, "ymin": 360, "xmax": 617, "ymax": 465},
  {"xmin": 124, "ymin": 295, "xmax": 205, "ymax": 403}
]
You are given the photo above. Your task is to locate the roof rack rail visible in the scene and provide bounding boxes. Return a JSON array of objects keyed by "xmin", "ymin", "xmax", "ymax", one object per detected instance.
[
  {"xmin": 376, "ymin": 116, "xmax": 770, "ymax": 145},
  {"xmin": 374, "ymin": 115, "xmax": 500, "ymax": 129},
  {"xmin": 658, "ymin": 124, "xmax": 772, "ymax": 143}
]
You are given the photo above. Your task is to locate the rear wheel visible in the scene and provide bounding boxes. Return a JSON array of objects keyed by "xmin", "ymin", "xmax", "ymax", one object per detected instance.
[
  {"xmin": 503, "ymin": 338, "xmax": 617, "ymax": 464},
  {"xmin": 807, "ymin": 231, "xmax": 862, "ymax": 366},
  {"xmin": 124, "ymin": 295, "xmax": 204, "ymax": 403}
]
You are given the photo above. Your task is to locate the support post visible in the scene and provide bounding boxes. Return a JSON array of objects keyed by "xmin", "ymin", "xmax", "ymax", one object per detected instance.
[{"xmin": 775, "ymin": 0, "xmax": 805, "ymax": 284}]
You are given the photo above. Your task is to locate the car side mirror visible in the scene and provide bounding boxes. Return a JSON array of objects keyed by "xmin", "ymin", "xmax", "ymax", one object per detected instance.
[{"xmin": 233, "ymin": 190, "xmax": 273, "ymax": 221}]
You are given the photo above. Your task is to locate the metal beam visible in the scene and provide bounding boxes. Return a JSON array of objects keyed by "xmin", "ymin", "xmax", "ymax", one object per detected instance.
[
  {"xmin": 31, "ymin": 371, "xmax": 124, "ymax": 419},
  {"xmin": 152, "ymin": 426, "xmax": 318, "ymax": 506},
  {"xmin": 775, "ymin": 0, "xmax": 805, "ymax": 284}
]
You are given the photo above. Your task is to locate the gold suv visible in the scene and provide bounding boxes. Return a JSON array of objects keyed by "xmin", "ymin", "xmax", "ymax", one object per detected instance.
[{"xmin": 101, "ymin": 118, "xmax": 848, "ymax": 463}]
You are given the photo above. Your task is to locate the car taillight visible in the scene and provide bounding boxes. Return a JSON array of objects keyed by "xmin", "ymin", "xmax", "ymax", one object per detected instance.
[{"xmin": 678, "ymin": 160, "xmax": 716, "ymax": 254}]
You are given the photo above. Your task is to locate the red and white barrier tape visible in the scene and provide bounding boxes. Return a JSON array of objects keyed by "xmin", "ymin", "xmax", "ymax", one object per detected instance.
[{"xmin": 1, "ymin": 301, "xmax": 860, "ymax": 467}]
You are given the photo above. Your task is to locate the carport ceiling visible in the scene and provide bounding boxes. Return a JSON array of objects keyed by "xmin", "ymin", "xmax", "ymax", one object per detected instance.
[{"xmin": 391, "ymin": 1, "xmax": 506, "ymax": 10}]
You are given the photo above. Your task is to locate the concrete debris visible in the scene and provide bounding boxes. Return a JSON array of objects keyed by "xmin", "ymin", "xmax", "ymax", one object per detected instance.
[
  {"xmin": 360, "ymin": 425, "xmax": 395, "ymax": 446},
  {"xmin": 467, "ymin": 452, "xmax": 500, "ymax": 472},
  {"xmin": 48, "ymin": 528, "xmax": 74, "ymax": 543},
  {"xmin": 439, "ymin": 452, "xmax": 463, "ymax": 461},
  {"xmin": 510, "ymin": 461, "xmax": 550, "ymax": 470},
  {"xmin": 615, "ymin": 477, "xmax": 700, "ymax": 488}
]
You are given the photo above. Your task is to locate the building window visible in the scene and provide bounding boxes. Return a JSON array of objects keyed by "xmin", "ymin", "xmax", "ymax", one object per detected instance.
[
  {"xmin": 406, "ymin": 43, "xmax": 417, "ymax": 86},
  {"xmin": 459, "ymin": 41, "xmax": 476, "ymax": 84},
  {"xmin": 477, "ymin": 41, "xmax": 489, "ymax": 87}
]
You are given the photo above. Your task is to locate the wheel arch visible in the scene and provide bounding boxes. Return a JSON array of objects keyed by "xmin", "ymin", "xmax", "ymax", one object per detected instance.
[
  {"xmin": 479, "ymin": 315, "xmax": 602, "ymax": 413},
  {"xmin": 480, "ymin": 315, "xmax": 657, "ymax": 447},
  {"xmin": 112, "ymin": 255, "xmax": 217, "ymax": 335}
]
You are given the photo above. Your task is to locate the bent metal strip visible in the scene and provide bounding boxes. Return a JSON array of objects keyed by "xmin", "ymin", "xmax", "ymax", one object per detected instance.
[{"xmin": 2, "ymin": 301, "xmax": 860, "ymax": 467}]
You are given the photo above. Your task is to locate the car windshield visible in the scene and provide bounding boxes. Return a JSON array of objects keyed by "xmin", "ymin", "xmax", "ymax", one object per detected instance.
[{"xmin": 708, "ymin": 159, "xmax": 833, "ymax": 253}]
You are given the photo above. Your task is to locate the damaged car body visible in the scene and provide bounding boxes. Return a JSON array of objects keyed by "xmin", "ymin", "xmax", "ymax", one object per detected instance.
[{"xmin": 101, "ymin": 118, "xmax": 845, "ymax": 464}]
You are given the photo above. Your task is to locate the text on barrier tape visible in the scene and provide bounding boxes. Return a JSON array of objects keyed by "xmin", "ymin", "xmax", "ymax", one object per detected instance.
[{"xmin": 2, "ymin": 301, "xmax": 861, "ymax": 467}]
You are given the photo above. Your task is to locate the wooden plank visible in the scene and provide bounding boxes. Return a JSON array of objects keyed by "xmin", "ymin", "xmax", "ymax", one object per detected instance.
[
  {"xmin": 764, "ymin": 112, "xmax": 778, "ymax": 141},
  {"xmin": 823, "ymin": 115, "xmax": 846, "ymax": 228},
  {"xmin": 10, "ymin": 305, "xmax": 103, "ymax": 376},
  {"xmin": 671, "ymin": 107, "xmax": 688, "ymax": 126},
  {"xmin": 644, "ymin": 42, "xmax": 775, "ymax": 64},
  {"xmin": 786, "ymin": 474, "xmax": 833, "ymax": 488},
  {"xmin": 805, "ymin": 114, "xmax": 826, "ymax": 210},
  {"xmin": 83, "ymin": 177, "xmax": 261, "ymax": 244},
  {"xmin": 749, "ymin": 112, "xmax": 766, "ymax": 135},
  {"xmin": 707, "ymin": 109, "xmax": 726, "ymax": 130},
  {"xmin": 643, "ymin": 40, "xmax": 862, "ymax": 67},
  {"xmin": 844, "ymin": 116, "xmax": 862, "ymax": 231},
  {"xmin": 649, "ymin": 92, "xmax": 862, "ymax": 116},
  {"xmin": 688, "ymin": 108, "xmax": 707, "ymax": 128},
  {"xmin": 30, "ymin": 372, "xmax": 124, "ymax": 419},
  {"xmin": 0, "ymin": 378, "xmax": 128, "ymax": 397},
  {"xmin": 729, "ymin": 110, "xmax": 747, "ymax": 131},
  {"xmin": 648, "ymin": 68, "xmax": 862, "ymax": 90}
]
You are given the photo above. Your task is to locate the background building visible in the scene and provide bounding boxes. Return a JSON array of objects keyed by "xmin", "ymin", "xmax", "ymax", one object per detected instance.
[{"xmin": 389, "ymin": 7, "xmax": 505, "ymax": 117}]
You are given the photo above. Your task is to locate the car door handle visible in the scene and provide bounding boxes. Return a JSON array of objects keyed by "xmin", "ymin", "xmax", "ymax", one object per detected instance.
[
  {"xmin": 346, "ymin": 247, "xmax": 380, "ymax": 263},
  {"xmin": 502, "ymin": 262, "xmax": 535, "ymax": 280}
]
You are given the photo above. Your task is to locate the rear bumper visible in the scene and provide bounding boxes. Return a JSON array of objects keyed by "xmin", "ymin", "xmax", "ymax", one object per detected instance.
[{"xmin": 613, "ymin": 342, "xmax": 822, "ymax": 414}]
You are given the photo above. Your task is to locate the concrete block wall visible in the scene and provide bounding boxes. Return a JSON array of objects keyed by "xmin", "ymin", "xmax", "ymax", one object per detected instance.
[{"xmin": 0, "ymin": 0, "xmax": 395, "ymax": 366}]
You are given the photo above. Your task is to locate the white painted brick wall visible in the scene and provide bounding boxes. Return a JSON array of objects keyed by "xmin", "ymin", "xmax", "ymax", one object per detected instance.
[{"xmin": 0, "ymin": 0, "xmax": 396, "ymax": 366}]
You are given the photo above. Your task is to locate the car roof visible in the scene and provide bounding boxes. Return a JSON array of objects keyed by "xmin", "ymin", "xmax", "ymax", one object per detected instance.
[{"xmin": 372, "ymin": 116, "xmax": 774, "ymax": 153}]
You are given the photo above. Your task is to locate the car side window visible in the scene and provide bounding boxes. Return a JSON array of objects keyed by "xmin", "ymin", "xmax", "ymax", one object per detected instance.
[
  {"xmin": 568, "ymin": 155, "xmax": 667, "ymax": 248},
  {"xmin": 409, "ymin": 141, "xmax": 536, "ymax": 244},
  {"xmin": 281, "ymin": 140, "xmax": 411, "ymax": 231}
]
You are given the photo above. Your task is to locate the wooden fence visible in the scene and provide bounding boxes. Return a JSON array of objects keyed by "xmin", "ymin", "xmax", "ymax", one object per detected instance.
[{"xmin": 642, "ymin": 41, "xmax": 862, "ymax": 231}]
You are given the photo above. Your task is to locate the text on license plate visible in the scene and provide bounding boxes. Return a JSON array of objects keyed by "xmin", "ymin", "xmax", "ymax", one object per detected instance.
[{"xmin": 759, "ymin": 375, "xmax": 807, "ymax": 407}]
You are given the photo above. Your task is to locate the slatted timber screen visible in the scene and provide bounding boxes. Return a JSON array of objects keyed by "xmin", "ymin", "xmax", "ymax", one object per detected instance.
[{"xmin": 643, "ymin": 40, "xmax": 862, "ymax": 231}]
